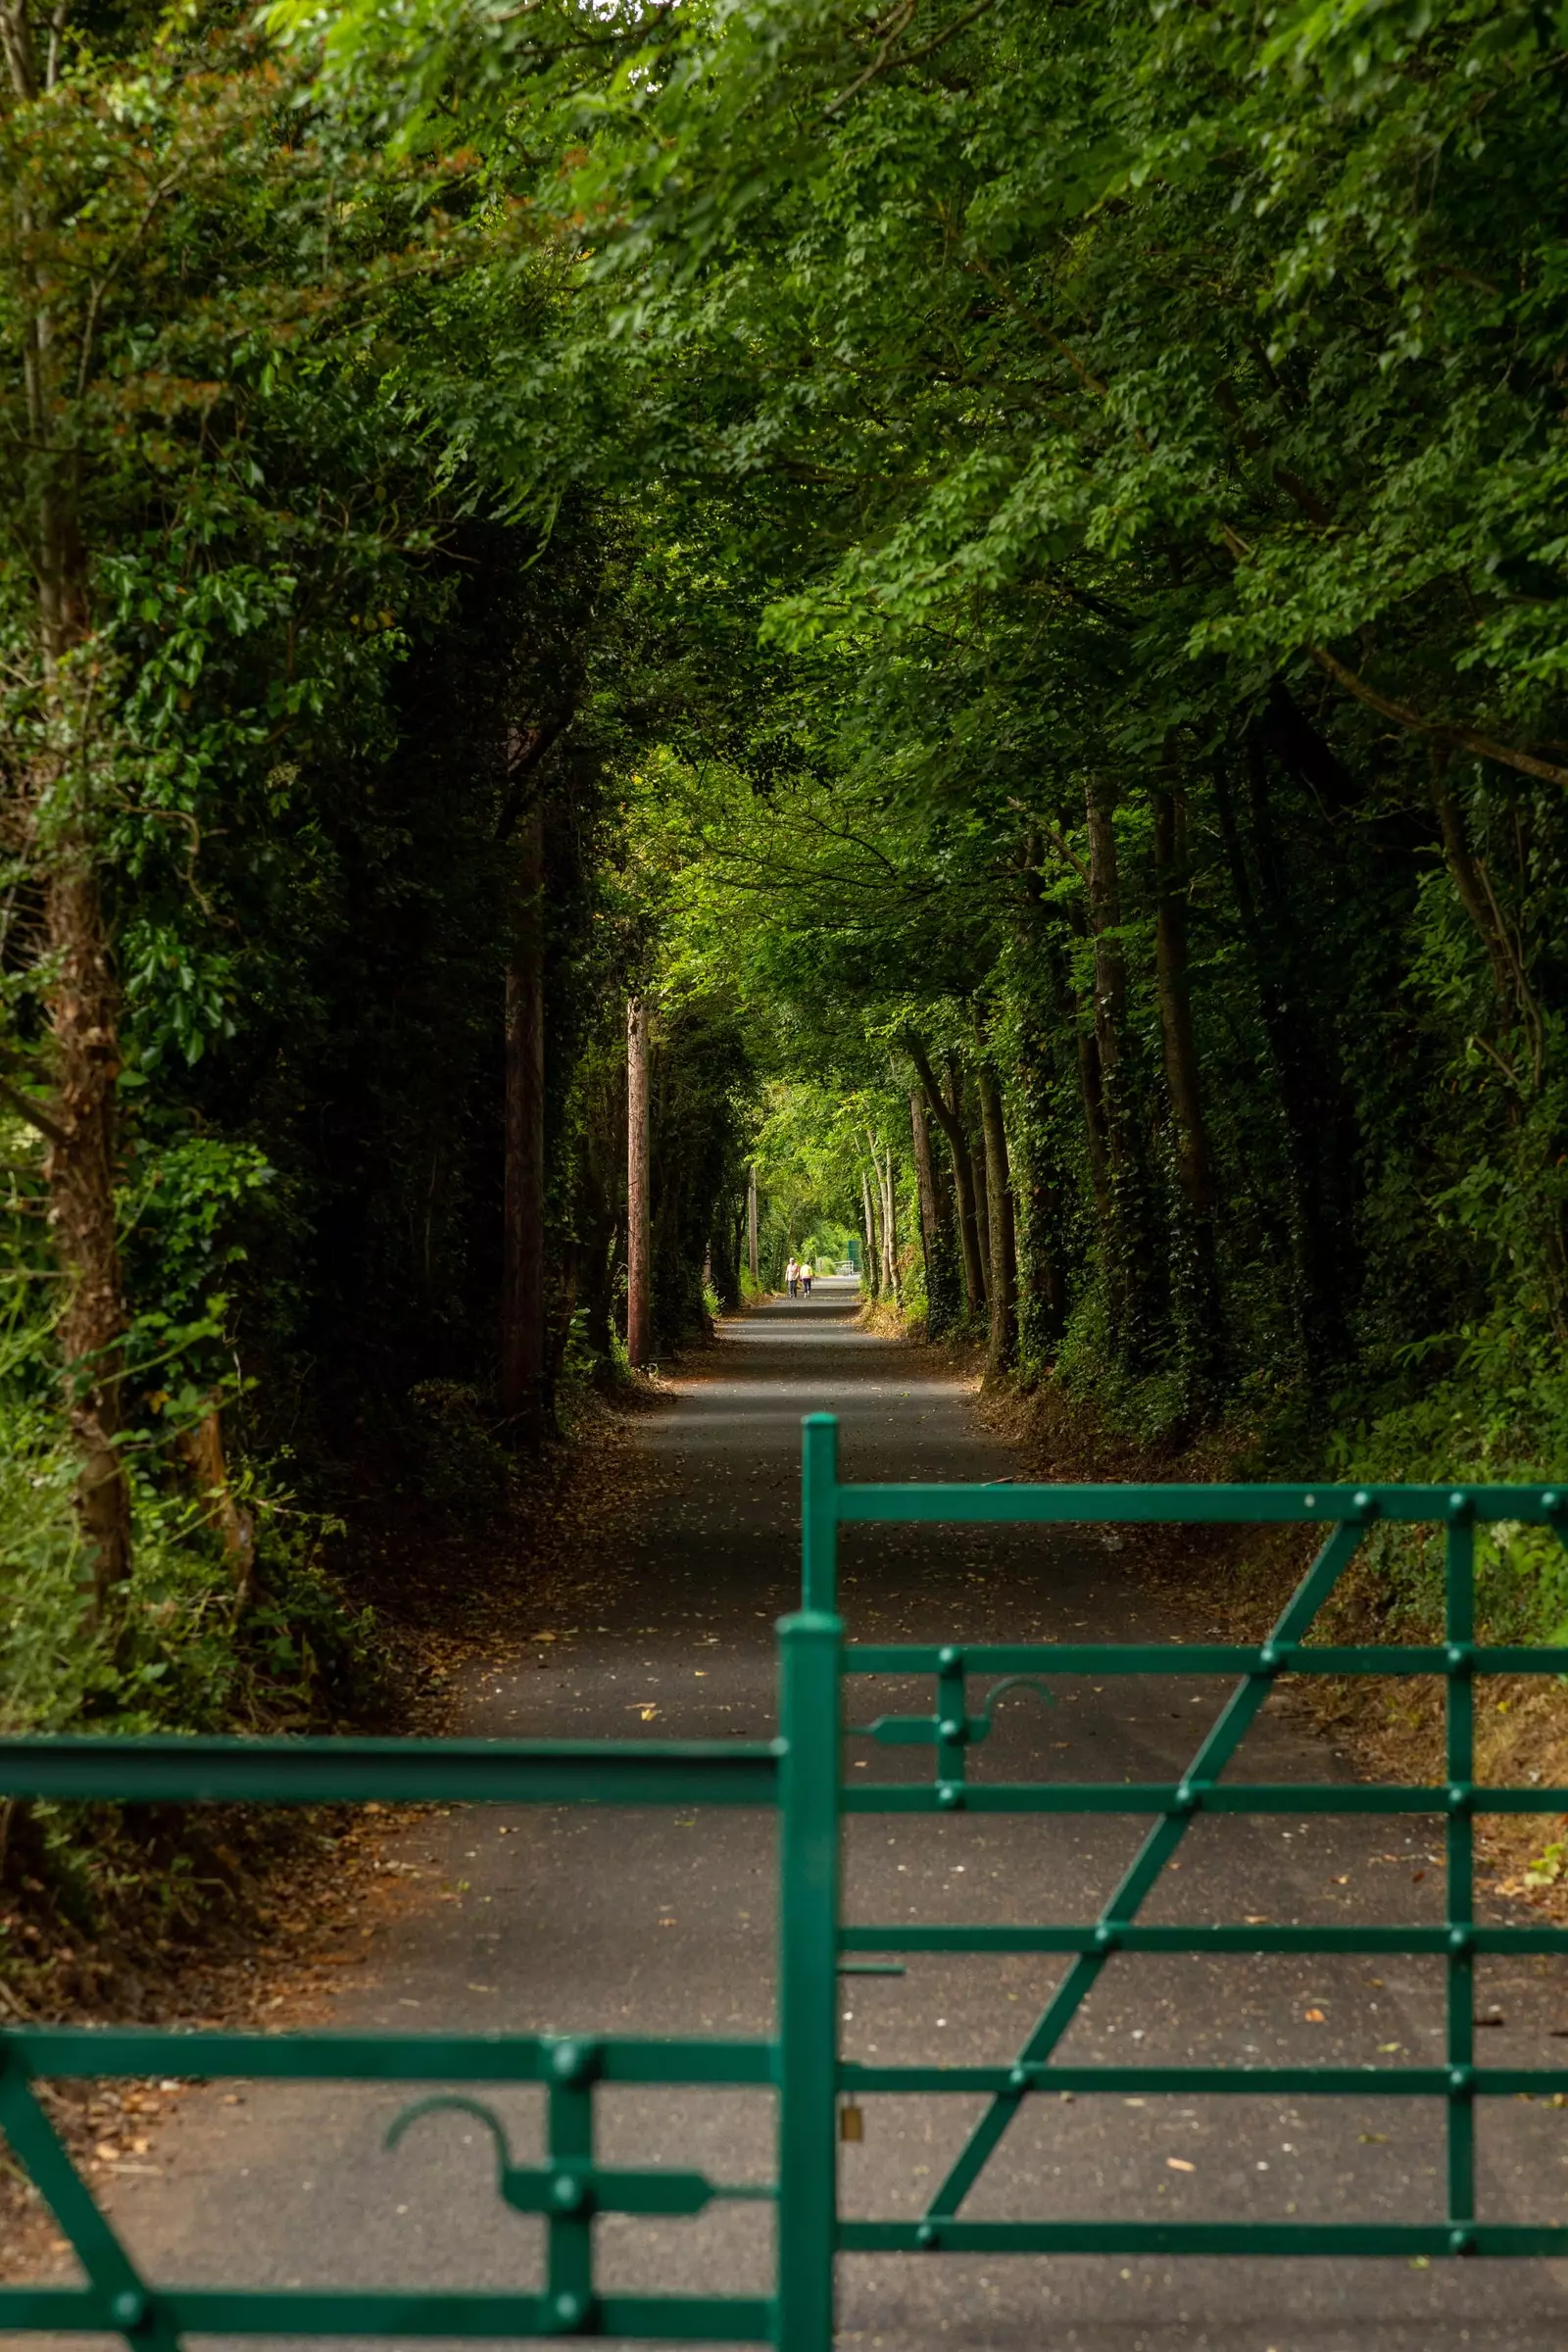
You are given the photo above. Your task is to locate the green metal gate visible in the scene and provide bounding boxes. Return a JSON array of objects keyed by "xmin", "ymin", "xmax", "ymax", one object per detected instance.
[{"xmin": 2, "ymin": 1410, "xmax": 1568, "ymax": 2346}]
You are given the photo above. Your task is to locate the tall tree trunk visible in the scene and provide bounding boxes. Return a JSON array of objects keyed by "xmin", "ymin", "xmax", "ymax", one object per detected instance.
[
  {"xmin": 1152, "ymin": 782, "xmax": 1222, "ymax": 1380},
  {"xmin": 626, "ymin": 996, "xmax": 651, "ymax": 1365},
  {"xmin": 975, "ymin": 1057, "xmax": 1017, "ymax": 1384},
  {"xmin": 908, "ymin": 1087, "xmax": 961, "ymax": 1335},
  {"xmin": 501, "ymin": 804, "xmax": 547, "ymax": 1441},
  {"xmin": 865, "ymin": 1130, "xmax": 898, "ymax": 1300},
  {"xmin": 176, "ymin": 1399, "xmax": 257, "ymax": 1605},
  {"xmin": 860, "ymin": 1168, "xmax": 880, "ymax": 1296},
  {"xmin": 1214, "ymin": 746, "xmax": 1353, "ymax": 1374},
  {"xmin": 6, "ymin": 1, "xmax": 131, "ymax": 1613},
  {"xmin": 878, "ymin": 1137, "xmax": 899, "ymax": 1300},
  {"xmin": 46, "ymin": 862, "xmax": 132, "ymax": 1617},
  {"xmin": 747, "ymin": 1163, "xmax": 760, "ymax": 1286},
  {"xmin": 906, "ymin": 1035, "xmax": 986, "ymax": 1314},
  {"xmin": 964, "ymin": 1058, "xmax": 992, "ymax": 1303},
  {"xmin": 1085, "ymin": 777, "xmax": 1159, "ymax": 1361}
]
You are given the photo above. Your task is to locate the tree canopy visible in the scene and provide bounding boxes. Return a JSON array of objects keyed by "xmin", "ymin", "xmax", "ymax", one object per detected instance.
[{"xmin": 5, "ymin": 0, "xmax": 1568, "ymax": 1809}]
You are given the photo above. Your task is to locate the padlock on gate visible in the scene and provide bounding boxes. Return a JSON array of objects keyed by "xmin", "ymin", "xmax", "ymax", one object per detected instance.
[{"xmin": 839, "ymin": 2101, "xmax": 863, "ymax": 2143}]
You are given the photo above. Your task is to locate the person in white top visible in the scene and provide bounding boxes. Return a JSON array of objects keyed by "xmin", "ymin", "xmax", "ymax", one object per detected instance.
[{"xmin": 785, "ymin": 1256, "xmax": 799, "ymax": 1298}]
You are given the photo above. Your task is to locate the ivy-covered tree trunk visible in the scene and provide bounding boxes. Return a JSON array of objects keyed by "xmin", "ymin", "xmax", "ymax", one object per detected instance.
[
  {"xmin": 909, "ymin": 1086, "xmax": 961, "ymax": 1336},
  {"xmin": 1152, "ymin": 783, "xmax": 1221, "ymax": 1386},
  {"xmin": 1085, "ymin": 777, "xmax": 1159, "ymax": 1363},
  {"xmin": 907, "ymin": 1035, "xmax": 986, "ymax": 1315},
  {"xmin": 975, "ymin": 1057, "xmax": 1017, "ymax": 1383}
]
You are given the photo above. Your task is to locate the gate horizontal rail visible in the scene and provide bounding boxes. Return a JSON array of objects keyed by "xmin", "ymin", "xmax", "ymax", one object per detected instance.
[
  {"xmin": 1, "ymin": 1415, "xmax": 1567, "ymax": 2347},
  {"xmin": 0, "ymin": 1735, "xmax": 781, "ymax": 1805}
]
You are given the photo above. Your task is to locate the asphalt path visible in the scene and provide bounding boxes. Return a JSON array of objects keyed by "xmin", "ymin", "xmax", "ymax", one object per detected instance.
[{"xmin": 24, "ymin": 1278, "xmax": 1568, "ymax": 2349}]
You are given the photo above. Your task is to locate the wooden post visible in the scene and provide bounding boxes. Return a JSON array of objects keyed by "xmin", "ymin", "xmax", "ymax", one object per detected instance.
[{"xmin": 626, "ymin": 996, "xmax": 651, "ymax": 1366}]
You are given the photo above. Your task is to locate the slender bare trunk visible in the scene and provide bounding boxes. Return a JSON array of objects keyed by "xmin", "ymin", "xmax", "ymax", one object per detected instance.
[
  {"xmin": 865, "ymin": 1129, "xmax": 899, "ymax": 1300},
  {"xmin": 880, "ymin": 1149, "xmax": 899, "ymax": 1301},
  {"xmin": 747, "ymin": 1163, "xmax": 759, "ymax": 1285},
  {"xmin": 860, "ymin": 1168, "xmax": 880, "ymax": 1296},
  {"xmin": 501, "ymin": 804, "xmax": 547, "ymax": 1440},
  {"xmin": 975, "ymin": 1058, "xmax": 1016, "ymax": 1383},
  {"xmin": 626, "ymin": 996, "xmax": 651, "ymax": 1365},
  {"xmin": 176, "ymin": 1399, "xmax": 257, "ymax": 1605}
]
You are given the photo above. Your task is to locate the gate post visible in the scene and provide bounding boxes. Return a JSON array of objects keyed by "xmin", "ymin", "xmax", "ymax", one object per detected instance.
[{"xmin": 777, "ymin": 1414, "xmax": 842, "ymax": 2351}]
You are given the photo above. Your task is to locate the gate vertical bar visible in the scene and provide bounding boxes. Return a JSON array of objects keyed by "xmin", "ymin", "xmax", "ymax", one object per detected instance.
[
  {"xmin": 545, "ymin": 2049, "xmax": 596, "ymax": 2330},
  {"xmin": 1446, "ymin": 1498, "xmax": 1476, "ymax": 2244},
  {"xmin": 802, "ymin": 1412, "xmax": 839, "ymax": 1614},
  {"xmin": 777, "ymin": 1414, "xmax": 843, "ymax": 2352}
]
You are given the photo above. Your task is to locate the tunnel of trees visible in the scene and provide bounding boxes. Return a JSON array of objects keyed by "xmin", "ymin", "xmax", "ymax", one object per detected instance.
[{"xmin": 4, "ymin": 0, "xmax": 1568, "ymax": 1808}]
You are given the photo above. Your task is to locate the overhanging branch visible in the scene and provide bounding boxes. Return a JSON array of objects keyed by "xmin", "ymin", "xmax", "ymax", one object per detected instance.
[{"xmin": 1308, "ymin": 646, "xmax": 1568, "ymax": 790}]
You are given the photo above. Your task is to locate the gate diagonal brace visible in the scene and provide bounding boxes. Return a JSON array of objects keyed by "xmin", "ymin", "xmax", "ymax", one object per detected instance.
[
  {"xmin": 0, "ymin": 2045, "xmax": 178, "ymax": 2350},
  {"xmin": 925, "ymin": 1516, "xmax": 1368, "ymax": 2223}
]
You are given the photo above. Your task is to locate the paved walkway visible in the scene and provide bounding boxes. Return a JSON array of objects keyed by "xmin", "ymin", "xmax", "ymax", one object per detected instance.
[{"xmin": 34, "ymin": 1280, "xmax": 1568, "ymax": 2347}]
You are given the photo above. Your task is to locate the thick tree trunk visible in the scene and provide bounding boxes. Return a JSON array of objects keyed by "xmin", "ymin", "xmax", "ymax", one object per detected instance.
[
  {"xmin": 7, "ymin": 9, "xmax": 131, "ymax": 1612},
  {"xmin": 46, "ymin": 831, "xmax": 131, "ymax": 1619},
  {"xmin": 1152, "ymin": 784, "xmax": 1222, "ymax": 1379},
  {"xmin": 906, "ymin": 1037, "xmax": 986, "ymax": 1315},
  {"xmin": 626, "ymin": 997, "xmax": 652, "ymax": 1365},
  {"xmin": 501, "ymin": 804, "xmax": 547, "ymax": 1442},
  {"xmin": 975, "ymin": 1058, "xmax": 1017, "ymax": 1383},
  {"xmin": 1215, "ymin": 743, "xmax": 1354, "ymax": 1373}
]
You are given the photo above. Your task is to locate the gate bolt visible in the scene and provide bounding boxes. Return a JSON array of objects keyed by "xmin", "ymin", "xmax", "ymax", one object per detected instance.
[
  {"xmin": 110, "ymin": 2290, "xmax": 146, "ymax": 2330},
  {"xmin": 1448, "ymin": 2228, "xmax": 1476, "ymax": 2256},
  {"xmin": 550, "ymin": 2039, "xmax": 598, "ymax": 2084},
  {"xmin": 1447, "ymin": 2066, "xmax": 1475, "ymax": 2099},
  {"xmin": 916, "ymin": 2222, "xmax": 941, "ymax": 2250},
  {"xmin": 1447, "ymin": 1928, "xmax": 1474, "ymax": 1955},
  {"xmin": 552, "ymin": 2171, "xmax": 590, "ymax": 2214},
  {"xmin": 552, "ymin": 2289, "xmax": 589, "ymax": 2329},
  {"xmin": 938, "ymin": 1718, "xmax": 967, "ymax": 1745},
  {"xmin": 936, "ymin": 1782, "xmax": 964, "ymax": 1810}
]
